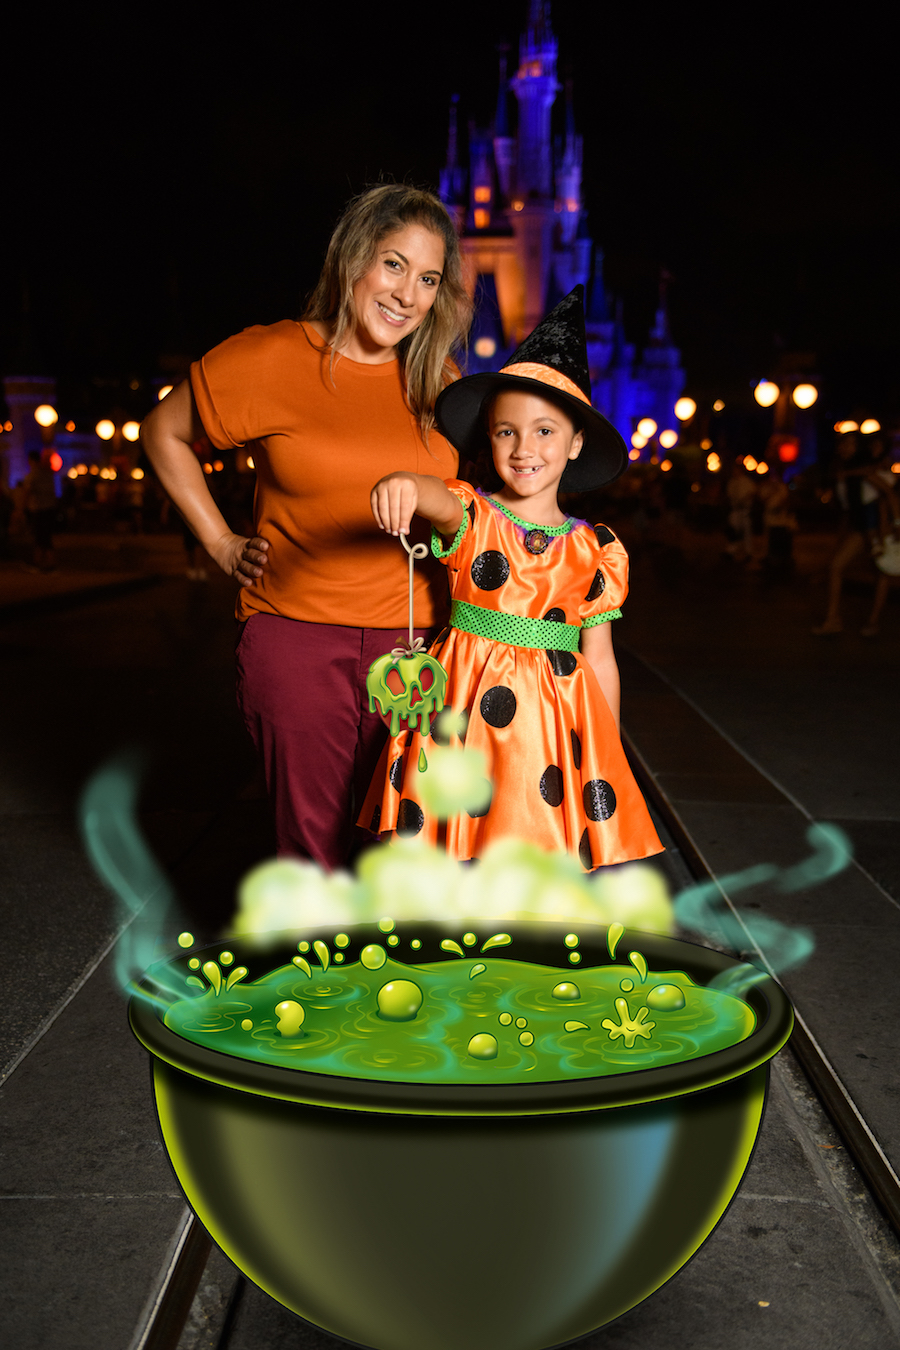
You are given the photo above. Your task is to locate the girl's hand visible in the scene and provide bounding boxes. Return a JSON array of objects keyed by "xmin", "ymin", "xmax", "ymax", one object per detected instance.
[
  {"xmin": 371, "ymin": 472, "xmax": 420, "ymax": 536},
  {"xmin": 209, "ymin": 532, "xmax": 270, "ymax": 588}
]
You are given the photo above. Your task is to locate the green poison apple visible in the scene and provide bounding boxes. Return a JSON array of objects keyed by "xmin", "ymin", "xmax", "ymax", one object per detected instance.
[{"xmin": 162, "ymin": 926, "xmax": 755, "ymax": 1084}]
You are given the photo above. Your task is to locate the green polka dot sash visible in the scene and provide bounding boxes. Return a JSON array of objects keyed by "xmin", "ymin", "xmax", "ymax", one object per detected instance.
[{"xmin": 450, "ymin": 599, "xmax": 582, "ymax": 651}]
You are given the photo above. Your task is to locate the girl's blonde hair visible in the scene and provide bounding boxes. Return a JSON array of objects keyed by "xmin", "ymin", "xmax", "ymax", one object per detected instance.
[{"xmin": 303, "ymin": 184, "xmax": 472, "ymax": 437}]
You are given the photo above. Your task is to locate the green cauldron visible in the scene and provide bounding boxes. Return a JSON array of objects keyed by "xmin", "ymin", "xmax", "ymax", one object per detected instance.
[{"xmin": 129, "ymin": 923, "xmax": 793, "ymax": 1350}]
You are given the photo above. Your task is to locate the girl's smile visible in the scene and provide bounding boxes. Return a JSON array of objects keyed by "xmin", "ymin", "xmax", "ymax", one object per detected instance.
[{"xmin": 488, "ymin": 390, "xmax": 584, "ymax": 524}]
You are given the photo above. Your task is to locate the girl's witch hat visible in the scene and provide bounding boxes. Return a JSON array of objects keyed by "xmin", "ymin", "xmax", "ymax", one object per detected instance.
[{"xmin": 435, "ymin": 285, "xmax": 628, "ymax": 492}]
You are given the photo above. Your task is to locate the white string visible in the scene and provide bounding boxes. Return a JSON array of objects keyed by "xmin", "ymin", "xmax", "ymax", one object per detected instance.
[{"xmin": 399, "ymin": 534, "xmax": 428, "ymax": 651}]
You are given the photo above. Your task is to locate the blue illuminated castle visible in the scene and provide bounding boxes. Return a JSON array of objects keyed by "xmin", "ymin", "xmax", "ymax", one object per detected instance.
[{"xmin": 440, "ymin": 0, "xmax": 686, "ymax": 447}]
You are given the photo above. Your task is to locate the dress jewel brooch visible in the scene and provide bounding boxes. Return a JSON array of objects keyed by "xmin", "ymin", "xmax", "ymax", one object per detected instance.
[{"xmin": 524, "ymin": 529, "xmax": 549, "ymax": 555}]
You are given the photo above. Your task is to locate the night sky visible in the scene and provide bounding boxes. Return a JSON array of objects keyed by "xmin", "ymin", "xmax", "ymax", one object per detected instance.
[{"xmin": 5, "ymin": 3, "xmax": 898, "ymax": 426}]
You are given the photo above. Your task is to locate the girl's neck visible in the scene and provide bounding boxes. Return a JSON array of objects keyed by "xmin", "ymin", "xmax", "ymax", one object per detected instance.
[{"xmin": 488, "ymin": 486, "xmax": 568, "ymax": 528}]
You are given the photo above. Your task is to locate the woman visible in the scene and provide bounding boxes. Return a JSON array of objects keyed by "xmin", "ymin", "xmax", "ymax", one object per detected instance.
[{"xmin": 141, "ymin": 184, "xmax": 472, "ymax": 867}]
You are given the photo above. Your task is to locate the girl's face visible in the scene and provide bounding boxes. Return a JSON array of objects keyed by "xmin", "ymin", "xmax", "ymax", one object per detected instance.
[
  {"xmin": 348, "ymin": 224, "xmax": 445, "ymax": 363},
  {"xmin": 488, "ymin": 389, "xmax": 584, "ymax": 515}
]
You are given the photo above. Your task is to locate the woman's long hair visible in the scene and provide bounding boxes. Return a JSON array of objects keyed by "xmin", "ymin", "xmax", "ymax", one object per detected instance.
[{"xmin": 303, "ymin": 184, "xmax": 472, "ymax": 437}]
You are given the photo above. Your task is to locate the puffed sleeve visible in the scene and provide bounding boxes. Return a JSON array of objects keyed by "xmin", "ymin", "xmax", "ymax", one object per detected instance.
[
  {"xmin": 430, "ymin": 480, "xmax": 479, "ymax": 567},
  {"xmin": 190, "ymin": 325, "xmax": 287, "ymax": 450},
  {"xmin": 580, "ymin": 524, "xmax": 630, "ymax": 627}
]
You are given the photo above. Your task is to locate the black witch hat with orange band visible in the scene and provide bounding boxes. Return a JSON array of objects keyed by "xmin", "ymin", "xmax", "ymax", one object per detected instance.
[{"xmin": 435, "ymin": 285, "xmax": 628, "ymax": 492}]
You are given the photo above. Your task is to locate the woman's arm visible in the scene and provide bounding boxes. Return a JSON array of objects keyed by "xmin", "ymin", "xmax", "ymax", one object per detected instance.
[
  {"xmin": 371, "ymin": 472, "xmax": 464, "ymax": 540},
  {"xmin": 140, "ymin": 381, "xmax": 269, "ymax": 587},
  {"xmin": 580, "ymin": 621, "xmax": 621, "ymax": 735}
]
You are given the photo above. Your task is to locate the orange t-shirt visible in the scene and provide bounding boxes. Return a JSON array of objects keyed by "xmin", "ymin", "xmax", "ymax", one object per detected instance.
[{"xmin": 190, "ymin": 320, "xmax": 458, "ymax": 628}]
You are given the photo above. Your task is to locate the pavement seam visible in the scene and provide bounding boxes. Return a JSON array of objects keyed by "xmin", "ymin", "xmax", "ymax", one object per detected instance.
[
  {"xmin": 771, "ymin": 1054, "xmax": 900, "ymax": 1331},
  {"xmin": 127, "ymin": 1206, "xmax": 194, "ymax": 1350},
  {"xmin": 621, "ymin": 641, "xmax": 900, "ymax": 916}
]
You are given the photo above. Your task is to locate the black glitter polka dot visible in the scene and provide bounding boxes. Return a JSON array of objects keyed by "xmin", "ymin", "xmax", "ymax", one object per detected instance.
[
  {"xmin": 585, "ymin": 569, "xmax": 606, "ymax": 602},
  {"xmin": 594, "ymin": 525, "xmax": 615, "ymax": 547},
  {"xmin": 547, "ymin": 650, "xmax": 577, "ymax": 677},
  {"xmin": 540, "ymin": 766, "xmax": 564, "ymax": 807},
  {"xmin": 570, "ymin": 729, "xmax": 582, "ymax": 770},
  {"xmin": 584, "ymin": 779, "xmax": 616, "ymax": 821},
  {"xmin": 543, "ymin": 607, "xmax": 567, "ymax": 623},
  {"xmin": 369, "ymin": 804, "xmax": 381, "ymax": 833},
  {"xmin": 480, "ymin": 685, "xmax": 517, "ymax": 727},
  {"xmin": 579, "ymin": 829, "xmax": 594, "ymax": 870},
  {"xmin": 397, "ymin": 799, "xmax": 425, "ymax": 837},
  {"xmin": 471, "ymin": 550, "xmax": 510, "ymax": 591},
  {"xmin": 467, "ymin": 783, "xmax": 492, "ymax": 818},
  {"xmin": 389, "ymin": 757, "xmax": 403, "ymax": 791}
]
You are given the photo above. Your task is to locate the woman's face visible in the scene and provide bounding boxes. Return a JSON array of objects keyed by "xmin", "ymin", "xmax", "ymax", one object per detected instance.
[{"xmin": 348, "ymin": 224, "xmax": 445, "ymax": 363}]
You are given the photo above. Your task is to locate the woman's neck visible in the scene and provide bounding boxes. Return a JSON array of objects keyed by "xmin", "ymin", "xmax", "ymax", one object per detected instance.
[{"xmin": 306, "ymin": 319, "xmax": 398, "ymax": 366}]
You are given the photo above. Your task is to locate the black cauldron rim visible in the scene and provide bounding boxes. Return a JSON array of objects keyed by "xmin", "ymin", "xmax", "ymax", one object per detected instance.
[{"xmin": 129, "ymin": 921, "xmax": 793, "ymax": 1117}]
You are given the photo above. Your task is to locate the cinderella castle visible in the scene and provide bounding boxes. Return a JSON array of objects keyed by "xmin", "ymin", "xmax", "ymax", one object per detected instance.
[{"xmin": 440, "ymin": 1, "xmax": 685, "ymax": 446}]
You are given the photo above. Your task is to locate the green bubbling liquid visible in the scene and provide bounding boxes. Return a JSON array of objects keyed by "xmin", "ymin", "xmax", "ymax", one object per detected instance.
[{"xmin": 163, "ymin": 947, "xmax": 756, "ymax": 1085}]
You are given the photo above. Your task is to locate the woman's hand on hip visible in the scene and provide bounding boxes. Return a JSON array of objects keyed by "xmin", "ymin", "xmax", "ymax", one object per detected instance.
[
  {"xmin": 209, "ymin": 531, "xmax": 270, "ymax": 587},
  {"xmin": 371, "ymin": 472, "xmax": 420, "ymax": 536}
]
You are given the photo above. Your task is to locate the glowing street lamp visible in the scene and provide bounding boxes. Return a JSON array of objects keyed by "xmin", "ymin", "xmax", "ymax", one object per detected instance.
[
  {"xmin": 637, "ymin": 417, "xmax": 657, "ymax": 439},
  {"xmin": 122, "ymin": 421, "xmax": 141, "ymax": 442},
  {"xmin": 157, "ymin": 385, "xmax": 174, "ymax": 401},
  {"xmin": 792, "ymin": 383, "xmax": 817, "ymax": 408},
  {"xmin": 674, "ymin": 397, "xmax": 696, "ymax": 421},
  {"xmin": 631, "ymin": 433, "xmax": 647, "ymax": 450},
  {"xmin": 753, "ymin": 380, "xmax": 779, "ymax": 408},
  {"xmin": 96, "ymin": 419, "xmax": 116, "ymax": 441},
  {"xmin": 658, "ymin": 429, "xmax": 678, "ymax": 449},
  {"xmin": 860, "ymin": 419, "xmax": 881, "ymax": 434},
  {"xmin": 34, "ymin": 404, "xmax": 58, "ymax": 427}
]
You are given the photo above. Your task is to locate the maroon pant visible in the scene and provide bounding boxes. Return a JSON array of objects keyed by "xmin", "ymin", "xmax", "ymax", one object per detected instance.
[{"xmin": 235, "ymin": 615, "xmax": 430, "ymax": 869}]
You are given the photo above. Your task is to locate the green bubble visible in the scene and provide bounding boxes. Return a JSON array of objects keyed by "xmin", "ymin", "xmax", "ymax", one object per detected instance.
[
  {"xmin": 463, "ymin": 932, "xmax": 477, "ymax": 946},
  {"xmin": 241, "ymin": 1019, "xmax": 253, "ymax": 1031},
  {"xmin": 564, "ymin": 933, "xmax": 579, "ymax": 949},
  {"xmin": 361, "ymin": 944, "xmax": 387, "ymax": 970},
  {"xmin": 518, "ymin": 1031, "xmax": 534, "ymax": 1047},
  {"xmin": 275, "ymin": 1001, "xmax": 305, "ymax": 1037},
  {"xmin": 387, "ymin": 935, "xmax": 400, "ymax": 947},
  {"xmin": 410, "ymin": 939, "xmax": 422, "ymax": 950},
  {"xmin": 378, "ymin": 917, "xmax": 395, "ymax": 933},
  {"xmin": 188, "ymin": 958, "xmax": 200, "ymax": 970},
  {"xmin": 467, "ymin": 1033, "xmax": 498, "ymax": 1060},
  {"xmin": 334, "ymin": 933, "xmax": 350, "ymax": 948},
  {"xmin": 552, "ymin": 982, "xmax": 580, "ymax": 1001},
  {"xmin": 515, "ymin": 1017, "xmax": 528, "ymax": 1029},
  {"xmin": 620, "ymin": 978, "xmax": 634, "ymax": 992},
  {"xmin": 377, "ymin": 980, "xmax": 423, "ymax": 1022},
  {"xmin": 297, "ymin": 941, "xmax": 310, "ymax": 952},
  {"xmin": 177, "ymin": 932, "xmax": 194, "ymax": 949},
  {"xmin": 569, "ymin": 952, "xmax": 581, "ymax": 965},
  {"xmin": 647, "ymin": 983, "xmax": 686, "ymax": 1011},
  {"xmin": 499, "ymin": 1012, "xmax": 513, "ymax": 1026},
  {"xmin": 219, "ymin": 951, "xmax": 234, "ymax": 966},
  {"xmin": 334, "ymin": 952, "xmax": 344, "ymax": 963}
]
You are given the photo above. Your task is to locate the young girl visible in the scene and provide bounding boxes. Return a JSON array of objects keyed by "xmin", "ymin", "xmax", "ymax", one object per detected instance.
[{"xmin": 360, "ymin": 287, "xmax": 663, "ymax": 871}]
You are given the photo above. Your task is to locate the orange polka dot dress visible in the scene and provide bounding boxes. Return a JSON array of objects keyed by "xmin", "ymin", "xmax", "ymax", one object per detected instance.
[{"xmin": 360, "ymin": 482, "xmax": 663, "ymax": 870}]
